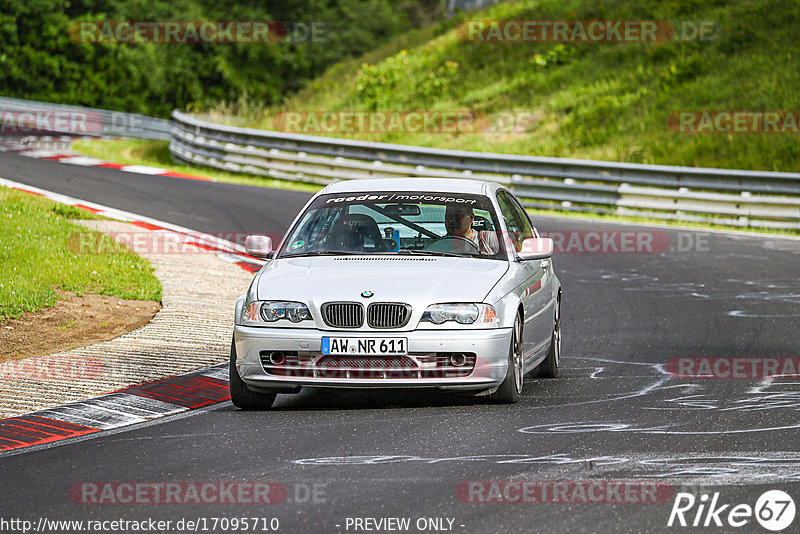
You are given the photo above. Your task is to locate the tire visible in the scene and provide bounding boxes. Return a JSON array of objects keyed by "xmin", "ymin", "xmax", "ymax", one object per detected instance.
[
  {"xmin": 489, "ymin": 313, "xmax": 523, "ymax": 404},
  {"xmin": 525, "ymin": 361, "xmax": 540, "ymax": 379},
  {"xmin": 538, "ymin": 297, "xmax": 561, "ymax": 379},
  {"xmin": 229, "ymin": 337, "xmax": 277, "ymax": 410}
]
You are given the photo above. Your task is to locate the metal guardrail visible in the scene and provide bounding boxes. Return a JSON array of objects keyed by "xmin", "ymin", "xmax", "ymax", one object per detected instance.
[
  {"xmin": 448, "ymin": 0, "xmax": 502, "ymax": 16},
  {"xmin": 0, "ymin": 97, "xmax": 171, "ymax": 140},
  {"xmin": 169, "ymin": 110, "xmax": 800, "ymax": 229}
]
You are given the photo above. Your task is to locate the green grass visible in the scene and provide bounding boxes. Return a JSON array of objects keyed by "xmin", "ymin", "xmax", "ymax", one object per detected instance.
[
  {"xmin": 203, "ymin": 0, "xmax": 800, "ymax": 172},
  {"xmin": 71, "ymin": 139, "xmax": 322, "ymax": 193},
  {"xmin": 0, "ymin": 187, "xmax": 162, "ymax": 320}
]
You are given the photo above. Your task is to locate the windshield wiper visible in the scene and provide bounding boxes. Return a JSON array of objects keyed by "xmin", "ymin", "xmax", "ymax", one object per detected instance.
[
  {"xmin": 282, "ymin": 250, "xmax": 369, "ymax": 258},
  {"xmin": 285, "ymin": 249, "xmax": 468, "ymax": 258},
  {"xmin": 396, "ymin": 249, "xmax": 464, "ymax": 258}
]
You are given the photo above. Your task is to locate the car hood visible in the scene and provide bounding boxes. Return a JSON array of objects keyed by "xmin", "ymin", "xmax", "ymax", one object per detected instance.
[{"xmin": 255, "ymin": 256, "xmax": 508, "ymax": 304}]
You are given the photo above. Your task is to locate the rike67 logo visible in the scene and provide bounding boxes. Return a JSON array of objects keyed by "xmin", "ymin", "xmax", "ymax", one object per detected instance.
[{"xmin": 668, "ymin": 490, "xmax": 796, "ymax": 531}]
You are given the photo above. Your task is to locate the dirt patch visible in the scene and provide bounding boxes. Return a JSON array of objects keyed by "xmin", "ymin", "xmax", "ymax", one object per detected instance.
[
  {"xmin": 0, "ymin": 293, "xmax": 160, "ymax": 361},
  {"xmin": 121, "ymin": 145, "xmax": 136, "ymax": 161}
]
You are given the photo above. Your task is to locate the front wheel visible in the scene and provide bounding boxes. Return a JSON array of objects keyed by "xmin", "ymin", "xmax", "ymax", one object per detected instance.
[
  {"xmin": 489, "ymin": 313, "xmax": 523, "ymax": 404},
  {"xmin": 229, "ymin": 337, "xmax": 277, "ymax": 409},
  {"xmin": 538, "ymin": 297, "xmax": 561, "ymax": 378}
]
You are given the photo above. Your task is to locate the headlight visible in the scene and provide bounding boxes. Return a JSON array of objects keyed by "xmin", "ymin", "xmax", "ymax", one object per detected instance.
[
  {"xmin": 242, "ymin": 301, "xmax": 312, "ymax": 324},
  {"xmin": 421, "ymin": 303, "xmax": 498, "ymax": 325}
]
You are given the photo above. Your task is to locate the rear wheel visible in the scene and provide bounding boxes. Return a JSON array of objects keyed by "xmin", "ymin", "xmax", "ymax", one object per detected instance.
[
  {"xmin": 538, "ymin": 297, "xmax": 561, "ymax": 379},
  {"xmin": 229, "ymin": 338, "xmax": 277, "ymax": 409},
  {"xmin": 489, "ymin": 313, "xmax": 523, "ymax": 404}
]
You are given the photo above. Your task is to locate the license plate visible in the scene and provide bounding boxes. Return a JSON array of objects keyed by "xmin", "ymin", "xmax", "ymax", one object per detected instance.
[{"xmin": 321, "ymin": 337, "xmax": 407, "ymax": 356}]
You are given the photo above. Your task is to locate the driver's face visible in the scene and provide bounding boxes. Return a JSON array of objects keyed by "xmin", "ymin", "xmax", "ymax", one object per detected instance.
[{"xmin": 445, "ymin": 206, "xmax": 473, "ymax": 236}]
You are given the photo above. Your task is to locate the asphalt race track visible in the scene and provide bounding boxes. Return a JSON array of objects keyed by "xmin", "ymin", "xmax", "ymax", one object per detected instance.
[{"xmin": 2, "ymin": 150, "xmax": 800, "ymax": 533}]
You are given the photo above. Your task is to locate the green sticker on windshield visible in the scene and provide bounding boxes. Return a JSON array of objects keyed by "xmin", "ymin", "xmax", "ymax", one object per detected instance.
[{"xmin": 291, "ymin": 240, "xmax": 305, "ymax": 249}]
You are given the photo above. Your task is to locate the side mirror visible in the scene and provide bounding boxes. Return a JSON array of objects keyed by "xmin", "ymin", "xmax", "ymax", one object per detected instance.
[
  {"xmin": 245, "ymin": 235, "xmax": 273, "ymax": 258},
  {"xmin": 517, "ymin": 237, "xmax": 554, "ymax": 261}
]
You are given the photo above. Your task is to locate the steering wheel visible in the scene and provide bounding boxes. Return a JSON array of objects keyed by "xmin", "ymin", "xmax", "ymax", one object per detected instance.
[{"xmin": 427, "ymin": 235, "xmax": 480, "ymax": 254}]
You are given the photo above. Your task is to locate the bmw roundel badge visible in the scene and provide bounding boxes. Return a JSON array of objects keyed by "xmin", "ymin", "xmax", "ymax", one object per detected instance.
[{"xmin": 361, "ymin": 290, "xmax": 374, "ymax": 298}]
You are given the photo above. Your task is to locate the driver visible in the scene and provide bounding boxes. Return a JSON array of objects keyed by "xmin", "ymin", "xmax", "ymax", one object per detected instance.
[{"xmin": 444, "ymin": 204, "xmax": 499, "ymax": 255}]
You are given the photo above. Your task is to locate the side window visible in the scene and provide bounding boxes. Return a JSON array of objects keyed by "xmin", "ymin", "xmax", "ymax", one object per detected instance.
[
  {"xmin": 508, "ymin": 194, "xmax": 536, "ymax": 239},
  {"xmin": 496, "ymin": 191, "xmax": 533, "ymax": 252}
]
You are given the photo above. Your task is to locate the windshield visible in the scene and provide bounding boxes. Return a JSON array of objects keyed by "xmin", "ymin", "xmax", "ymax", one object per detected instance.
[{"xmin": 278, "ymin": 191, "xmax": 508, "ymax": 260}]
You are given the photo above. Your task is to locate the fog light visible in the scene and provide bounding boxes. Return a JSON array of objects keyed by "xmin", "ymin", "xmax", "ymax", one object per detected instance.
[
  {"xmin": 268, "ymin": 352, "xmax": 286, "ymax": 365},
  {"xmin": 450, "ymin": 353, "xmax": 467, "ymax": 367}
]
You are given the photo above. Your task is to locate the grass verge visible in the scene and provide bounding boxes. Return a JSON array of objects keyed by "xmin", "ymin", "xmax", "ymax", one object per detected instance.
[{"xmin": 0, "ymin": 186, "xmax": 162, "ymax": 320}]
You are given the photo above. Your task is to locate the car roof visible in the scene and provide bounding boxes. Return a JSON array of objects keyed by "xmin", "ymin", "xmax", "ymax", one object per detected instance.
[{"xmin": 319, "ymin": 178, "xmax": 502, "ymax": 196}]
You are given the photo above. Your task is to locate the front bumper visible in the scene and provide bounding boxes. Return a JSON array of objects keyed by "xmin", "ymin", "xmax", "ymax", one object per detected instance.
[{"xmin": 234, "ymin": 325, "xmax": 512, "ymax": 391}]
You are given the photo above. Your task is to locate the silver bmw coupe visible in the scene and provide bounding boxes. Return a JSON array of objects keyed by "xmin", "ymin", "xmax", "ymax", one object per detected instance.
[{"xmin": 231, "ymin": 178, "xmax": 561, "ymax": 408}]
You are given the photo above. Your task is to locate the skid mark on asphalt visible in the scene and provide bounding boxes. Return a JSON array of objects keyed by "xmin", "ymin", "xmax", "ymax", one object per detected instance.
[
  {"xmin": 526, "ymin": 356, "xmax": 800, "ymax": 432},
  {"xmin": 289, "ymin": 357, "xmax": 800, "ymax": 483},
  {"xmin": 292, "ymin": 452, "xmax": 800, "ymax": 484},
  {"xmin": 290, "ymin": 452, "xmax": 800, "ymax": 483},
  {"xmin": 574, "ymin": 269, "xmax": 800, "ymax": 317},
  {"xmin": 519, "ymin": 421, "xmax": 800, "ymax": 435}
]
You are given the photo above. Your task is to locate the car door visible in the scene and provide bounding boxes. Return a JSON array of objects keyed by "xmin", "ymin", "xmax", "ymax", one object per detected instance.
[{"xmin": 496, "ymin": 190, "xmax": 554, "ymax": 363}]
